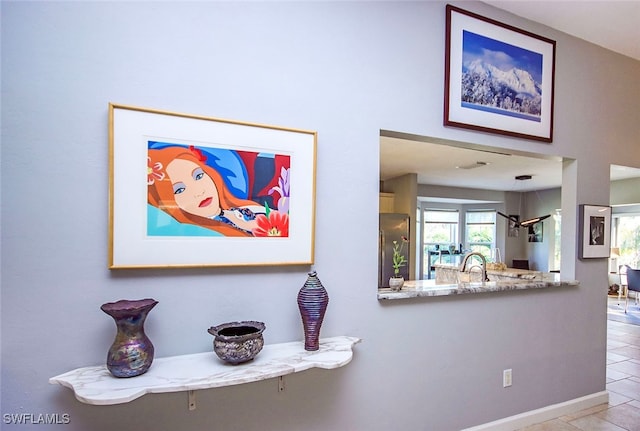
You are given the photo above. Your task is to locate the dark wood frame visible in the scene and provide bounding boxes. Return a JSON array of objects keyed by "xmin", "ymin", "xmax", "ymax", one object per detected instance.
[
  {"xmin": 444, "ymin": 5, "xmax": 556, "ymax": 142},
  {"xmin": 527, "ymin": 223, "xmax": 543, "ymax": 243},
  {"xmin": 508, "ymin": 214, "xmax": 519, "ymax": 237}
]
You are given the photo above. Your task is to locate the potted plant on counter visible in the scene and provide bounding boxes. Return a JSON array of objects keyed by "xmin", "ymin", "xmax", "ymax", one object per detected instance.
[{"xmin": 389, "ymin": 236, "xmax": 408, "ymax": 291}]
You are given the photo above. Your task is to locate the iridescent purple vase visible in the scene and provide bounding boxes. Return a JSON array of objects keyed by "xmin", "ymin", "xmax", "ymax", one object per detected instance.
[
  {"xmin": 100, "ymin": 298, "xmax": 158, "ymax": 378},
  {"xmin": 297, "ymin": 271, "xmax": 329, "ymax": 351}
]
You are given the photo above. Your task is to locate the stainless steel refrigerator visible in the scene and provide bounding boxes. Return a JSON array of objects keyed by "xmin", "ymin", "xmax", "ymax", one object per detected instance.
[{"xmin": 378, "ymin": 213, "xmax": 410, "ymax": 288}]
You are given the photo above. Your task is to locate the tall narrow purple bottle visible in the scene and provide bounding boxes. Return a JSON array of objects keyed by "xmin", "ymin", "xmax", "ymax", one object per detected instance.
[{"xmin": 297, "ymin": 271, "xmax": 329, "ymax": 351}]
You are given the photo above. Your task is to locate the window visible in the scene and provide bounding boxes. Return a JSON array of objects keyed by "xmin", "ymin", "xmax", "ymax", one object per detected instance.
[
  {"xmin": 552, "ymin": 209, "xmax": 561, "ymax": 271},
  {"xmin": 421, "ymin": 209, "xmax": 459, "ymax": 279},
  {"xmin": 423, "ymin": 209, "xmax": 459, "ymax": 248},
  {"xmin": 465, "ymin": 210, "xmax": 496, "ymax": 259},
  {"xmin": 612, "ymin": 214, "xmax": 640, "ymax": 269}
]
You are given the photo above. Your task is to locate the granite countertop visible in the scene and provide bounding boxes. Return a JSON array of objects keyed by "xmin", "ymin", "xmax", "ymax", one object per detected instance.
[
  {"xmin": 433, "ymin": 263, "xmax": 542, "ymax": 279},
  {"xmin": 378, "ymin": 274, "xmax": 578, "ymax": 300}
]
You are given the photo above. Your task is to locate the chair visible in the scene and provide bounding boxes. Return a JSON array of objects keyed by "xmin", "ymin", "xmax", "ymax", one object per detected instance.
[
  {"xmin": 623, "ymin": 265, "xmax": 640, "ymax": 313},
  {"xmin": 512, "ymin": 259, "xmax": 529, "ymax": 270},
  {"xmin": 618, "ymin": 264, "xmax": 628, "ymax": 304}
]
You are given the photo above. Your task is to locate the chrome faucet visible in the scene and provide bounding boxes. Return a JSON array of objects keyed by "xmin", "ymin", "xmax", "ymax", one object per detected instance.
[{"xmin": 459, "ymin": 252, "xmax": 489, "ymax": 282}]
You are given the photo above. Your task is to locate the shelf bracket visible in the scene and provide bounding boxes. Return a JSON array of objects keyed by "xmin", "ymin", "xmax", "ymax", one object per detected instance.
[
  {"xmin": 278, "ymin": 376, "xmax": 285, "ymax": 393},
  {"xmin": 188, "ymin": 390, "xmax": 196, "ymax": 411}
]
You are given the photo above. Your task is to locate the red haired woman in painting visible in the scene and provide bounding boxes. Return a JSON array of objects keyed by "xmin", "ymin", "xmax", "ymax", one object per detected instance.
[{"xmin": 147, "ymin": 145, "xmax": 287, "ymax": 237}]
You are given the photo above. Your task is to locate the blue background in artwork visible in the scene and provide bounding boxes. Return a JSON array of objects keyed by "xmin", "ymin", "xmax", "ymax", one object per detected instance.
[
  {"xmin": 462, "ymin": 30, "xmax": 543, "ymax": 83},
  {"xmin": 147, "ymin": 204, "xmax": 222, "ymax": 236}
]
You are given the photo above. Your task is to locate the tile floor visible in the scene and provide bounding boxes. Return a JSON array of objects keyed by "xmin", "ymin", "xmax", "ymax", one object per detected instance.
[{"xmin": 519, "ymin": 299, "xmax": 640, "ymax": 430}]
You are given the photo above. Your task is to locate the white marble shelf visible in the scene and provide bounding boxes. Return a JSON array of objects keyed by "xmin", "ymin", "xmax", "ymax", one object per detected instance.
[
  {"xmin": 50, "ymin": 336, "xmax": 361, "ymax": 406},
  {"xmin": 378, "ymin": 277, "xmax": 578, "ymax": 300}
]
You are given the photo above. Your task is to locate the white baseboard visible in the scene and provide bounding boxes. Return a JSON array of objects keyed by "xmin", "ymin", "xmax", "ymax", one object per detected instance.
[{"xmin": 461, "ymin": 391, "xmax": 609, "ymax": 431}]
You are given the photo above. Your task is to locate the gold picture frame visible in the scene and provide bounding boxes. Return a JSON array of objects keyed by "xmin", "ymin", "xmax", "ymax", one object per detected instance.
[{"xmin": 109, "ymin": 103, "xmax": 316, "ymax": 269}]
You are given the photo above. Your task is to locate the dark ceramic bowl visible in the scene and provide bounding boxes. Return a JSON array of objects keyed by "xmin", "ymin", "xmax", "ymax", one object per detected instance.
[{"xmin": 207, "ymin": 321, "xmax": 266, "ymax": 364}]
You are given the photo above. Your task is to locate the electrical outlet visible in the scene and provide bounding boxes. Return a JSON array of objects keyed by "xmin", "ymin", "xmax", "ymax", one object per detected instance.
[{"xmin": 503, "ymin": 369, "xmax": 512, "ymax": 387}]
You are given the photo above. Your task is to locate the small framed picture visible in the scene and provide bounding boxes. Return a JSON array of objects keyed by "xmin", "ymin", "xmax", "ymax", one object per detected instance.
[
  {"xmin": 527, "ymin": 223, "xmax": 543, "ymax": 243},
  {"xmin": 508, "ymin": 214, "xmax": 520, "ymax": 237},
  {"xmin": 579, "ymin": 204, "xmax": 612, "ymax": 259}
]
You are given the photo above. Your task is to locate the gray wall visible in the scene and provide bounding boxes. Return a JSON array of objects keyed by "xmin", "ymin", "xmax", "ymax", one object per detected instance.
[
  {"xmin": 524, "ymin": 188, "xmax": 562, "ymax": 272},
  {"xmin": 611, "ymin": 177, "xmax": 640, "ymax": 207},
  {"xmin": 2, "ymin": 2, "xmax": 640, "ymax": 430}
]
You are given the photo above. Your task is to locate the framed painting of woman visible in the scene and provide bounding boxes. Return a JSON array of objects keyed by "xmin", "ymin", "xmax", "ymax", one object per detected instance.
[{"xmin": 109, "ymin": 104, "xmax": 316, "ymax": 269}]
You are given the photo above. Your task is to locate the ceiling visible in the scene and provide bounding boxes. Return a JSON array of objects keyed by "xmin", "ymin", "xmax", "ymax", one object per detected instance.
[
  {"xmin": 485, "ymin": 1, "xmax": 640, "ymax": 62},
  {"xmin": 380, "ymin": 135, "xmax": 640, "ymax": 192},
  {"xmin": 380, "ymin": 1, "xmax": 640, "ymax": 194}
]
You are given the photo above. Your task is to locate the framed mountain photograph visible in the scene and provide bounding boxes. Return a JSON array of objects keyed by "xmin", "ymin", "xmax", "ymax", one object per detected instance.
[{"xmin": 444, "ymin": 5, "xmax": 556, "ymax": 142}]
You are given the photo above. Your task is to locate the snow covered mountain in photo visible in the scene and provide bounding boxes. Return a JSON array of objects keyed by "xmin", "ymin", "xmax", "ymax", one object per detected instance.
[{"xmin": 461, "ymin": 59, "xmax": 542, "ymax": 118}]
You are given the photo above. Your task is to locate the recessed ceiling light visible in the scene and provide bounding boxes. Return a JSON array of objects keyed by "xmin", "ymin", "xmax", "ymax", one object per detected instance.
[{"xmin": 456, "ymin": 161, "xmax": 489, "ymax": 170}]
